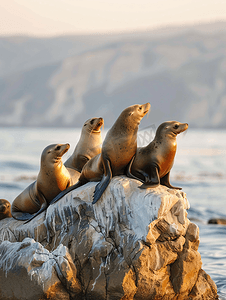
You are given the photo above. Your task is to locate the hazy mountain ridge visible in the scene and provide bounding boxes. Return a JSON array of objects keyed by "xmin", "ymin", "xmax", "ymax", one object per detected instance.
[{"xmin": 1, "ymin": 22, "xmax": 226, "ymax": 128}]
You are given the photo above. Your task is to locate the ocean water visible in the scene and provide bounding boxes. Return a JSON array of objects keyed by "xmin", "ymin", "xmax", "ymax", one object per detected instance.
[{"xmin": 0, "ymin": 126, "xmax": 226, "ymax": 298}]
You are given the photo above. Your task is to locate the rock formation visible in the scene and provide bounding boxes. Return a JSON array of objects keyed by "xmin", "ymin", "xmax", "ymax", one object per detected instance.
[{"xmin": 0, "ymin": 176, "xmax": 218, "ymax": 299}]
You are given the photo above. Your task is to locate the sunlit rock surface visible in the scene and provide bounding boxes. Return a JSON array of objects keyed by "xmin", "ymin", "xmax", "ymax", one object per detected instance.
[{"xmin": 0, "ymin": 176, "xmax": 218, "ymax": 300}]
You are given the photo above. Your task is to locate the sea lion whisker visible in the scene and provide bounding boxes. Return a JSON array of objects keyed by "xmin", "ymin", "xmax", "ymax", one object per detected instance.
[{"xmin": 145, "ymin": 109, "xmax": 150, "ymax": 117}]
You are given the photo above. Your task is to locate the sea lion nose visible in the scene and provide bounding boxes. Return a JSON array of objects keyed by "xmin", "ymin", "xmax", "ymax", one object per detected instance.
[
  {"xmin": 143, "ymin": 102, "xmax": 151, "ymax": 113},
  {"xmin": 0, "ymin": 205, "xmax": 5, "ymax": 212}
]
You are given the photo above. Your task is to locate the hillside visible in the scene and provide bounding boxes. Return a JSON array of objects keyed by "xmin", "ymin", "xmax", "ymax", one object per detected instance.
[{"xmin": 1, "ymin": 22, "xmax": 226, "ymax": 128}]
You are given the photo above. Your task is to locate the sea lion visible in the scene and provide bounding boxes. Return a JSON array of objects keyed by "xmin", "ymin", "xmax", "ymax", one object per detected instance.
[
  {"xmin": 11, "ymin": 143, "xmax": 72, "ymax": 221},
  {"xmin": 65, "ymin": 117, "xmax": 104, "ymax": 172},
  {"xmin": 127, "ymin": 121, "xmax": 188, "ymax": 189},
  {"xmin": 50, "ymin": 103, "xmax": 151, "ymax": 205},
  {"xmin": 0, "ymin": 199, "xmax": 12, "ymax": 220}
]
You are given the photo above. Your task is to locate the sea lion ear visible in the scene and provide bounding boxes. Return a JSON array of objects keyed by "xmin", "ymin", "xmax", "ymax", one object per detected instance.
[{"xmin": 129, "ymin": 112, "xmax": 134, "ymax": 116}]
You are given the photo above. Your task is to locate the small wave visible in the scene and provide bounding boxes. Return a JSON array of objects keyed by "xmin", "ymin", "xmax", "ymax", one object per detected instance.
[
  {"xmin": 205, "ymin": 209, "xmax": 226, "ymax": 219},
  {"xmin": 14, "ymin": 175, "xmax": 37, "ymax": 182},
  {"xmin": 171, "ymin": 172, "xmax": 226, "ymax": 182},
  {"xmin": 218, "ymin": 282, "xmax": 226, "ymax": 300},
  {"xmin": 0, "ymin": 182, "xmax": 22, "ymax": 190},
  {"xmin": 179, "ymin": 148, "xmax": 226, "ymax": 156},
  {"xmin": 1, "ymin": 161, "xmax": 37, "ymax": 171}
]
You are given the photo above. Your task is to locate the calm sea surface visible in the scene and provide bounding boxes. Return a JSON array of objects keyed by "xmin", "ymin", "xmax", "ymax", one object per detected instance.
[{"xmin": 0, "ymin": 127, "xmax": 226, "ymax": 299}]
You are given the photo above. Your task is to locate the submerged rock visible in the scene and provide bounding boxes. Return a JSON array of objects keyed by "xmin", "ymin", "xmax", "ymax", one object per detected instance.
[
  {"xmin": 0, "ymin": 176, "xmax": 218, "ymax": 299},
  {"xmin": 208, "ymin": 218, "xmax": 226, "ymax": 225}
]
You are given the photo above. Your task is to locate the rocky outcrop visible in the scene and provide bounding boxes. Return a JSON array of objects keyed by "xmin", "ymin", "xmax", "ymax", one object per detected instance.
[{"xmin": 0, "ymin": 176, "xmax": 218, "ymax": 299}]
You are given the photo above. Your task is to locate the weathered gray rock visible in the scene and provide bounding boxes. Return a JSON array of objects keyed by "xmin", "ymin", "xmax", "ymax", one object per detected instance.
[
  {"xmin": 0, "ymin": 176, "xmax": 218, "ymax": 299},
  {"xmin": 0, "ymin": 239, "xmax": 81, "ymax": 300}
]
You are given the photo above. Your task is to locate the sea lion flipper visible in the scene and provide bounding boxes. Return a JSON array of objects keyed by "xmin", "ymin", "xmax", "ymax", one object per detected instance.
[
  {"xmin": 49, "ymin": 181, "xmax": 85, "ymax": 206},
  {"xmin": 25, "ymin": 181, "xmax": 87, "ymax": 223},
  {"xmin": 24, "ymin": 195, "xmax": 48, "ymax": 223},
  {"xmin": 11, "ymin": 212, "xmax": 35, "ymax": 221},
  {"xmin": 160, "ymin": 172, "xmax": 182, "ymax": 190},
  {"xmin": 93, "ymin": 158, "xmax": 112, "ymax": 204},
  {"xmin": 11, "ymin": 192, "xmax": 48, "ymax": 222},
  {"xmin": 126, "ymin": 156, "xmax": 139, "ymax": 180},
  {"xmin": 127, "ymin": 156, "xmax": 149, "ymax": 184},
  {"xmin": 139, "ymin": 164, "xmax": 160, "ymax": 189}
]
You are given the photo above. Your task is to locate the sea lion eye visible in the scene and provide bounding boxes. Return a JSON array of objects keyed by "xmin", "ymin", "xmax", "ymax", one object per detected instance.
[
  {"xmin": 174, "ymin": 124, "xmax": 179, "ymax": 129},
  {"xmin": 55, "ymin": 146, "xmax": 61, "ymax": 151},
  {"xmin": 90, "ymin": 119, "xmax": 94, "ymax": 125},
  {"xmin": 139, "ymin": 106, "xmax": 142, "ymax": 110}
]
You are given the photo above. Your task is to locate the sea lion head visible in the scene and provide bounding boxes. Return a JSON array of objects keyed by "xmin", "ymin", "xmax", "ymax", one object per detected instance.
[
  {"xmin": 157, "ymin": 121, "xmax": 188, "ymax": 138},
  {"xmin": 0, "ymin": 199, "xmax": 12, "ymax": 219},
  {"xmin": 119, "ymin": 103, "xmax": 151, "ymax": 128},
  {"xmin": 42, "ymin": 143, "xmax": 70, "ymax": 165},
  {"xmin": 83, "ymin": 117, "xmax": 104, "ymax": 133}
]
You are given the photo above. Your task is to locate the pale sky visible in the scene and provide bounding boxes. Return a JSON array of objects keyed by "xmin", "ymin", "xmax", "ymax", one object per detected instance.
[{"xmin": 1, "ymin": 0, "xmax": 226, "ymax": 36}]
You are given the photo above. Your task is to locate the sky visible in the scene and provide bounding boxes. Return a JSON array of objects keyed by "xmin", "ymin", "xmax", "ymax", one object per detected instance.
[{"xmin": 0, "ymin": 0, "xmax": 226, "ymax": 36}]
